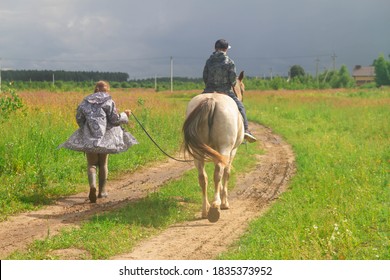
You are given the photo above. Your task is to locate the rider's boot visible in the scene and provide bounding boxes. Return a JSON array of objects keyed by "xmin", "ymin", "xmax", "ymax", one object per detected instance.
[{"xmin": 244, "ymin": 130, "xmax": 257, "ymax": 143}]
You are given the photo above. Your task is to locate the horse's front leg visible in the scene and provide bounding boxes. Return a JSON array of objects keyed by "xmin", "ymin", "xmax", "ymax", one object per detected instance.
[{"xmin": 195, "ymin": 159, "xmax": 209, "ymax": 219}]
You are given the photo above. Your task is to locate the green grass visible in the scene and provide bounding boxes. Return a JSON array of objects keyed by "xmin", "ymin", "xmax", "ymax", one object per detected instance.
[
  {"xmin": 2, "ymin": 88, "xmax": 389, "ymax": 260},
  {"xmin": 0, "ymin": 91, "xmax": 186, "ymax": 219},
  {"xmin": 7, "ymin": 135, "xmax": 260, "ymax": 259},
  {"xmin": 220, "ymin": 88, "xmax": 389, "ymax": 260}
]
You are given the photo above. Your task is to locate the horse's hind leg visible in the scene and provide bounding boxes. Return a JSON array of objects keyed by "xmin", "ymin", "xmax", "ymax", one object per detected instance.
[
  {"xmin": 195, "ymin": 159, "xmax": 209, "ymax": 219},
  {"xmin": 206, "ymin": 161, "xmax": 224, "ymax": 223},
  {"xmin": 221, "ymin": 163, "xmax": 230, "ymax": 210},
  {"xmin": 212, "ymin": 162, "xmax": 224, "ymax": 209},
  {"xmin": 221, "ymin": 150, "xmax": 237, "ymax": 209}
]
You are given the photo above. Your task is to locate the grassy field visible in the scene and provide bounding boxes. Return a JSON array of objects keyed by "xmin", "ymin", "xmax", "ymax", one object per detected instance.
[
  {"xmin": 222, "ymin": 88, "xmax": 389, "ymax": 260},
  {"xmin": 0, "ymin": 89, "xmax": 191, "ymax": 218},
  {"xmin": 2, "ymin": 87, "xmax": 389, "ymax": 259}
]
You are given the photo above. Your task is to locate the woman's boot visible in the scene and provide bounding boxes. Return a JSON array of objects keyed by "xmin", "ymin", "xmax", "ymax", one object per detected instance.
[
  {"xmin": 88, "ymin": 172, "xmax": 97, "ymax": 203},
  {"xmin": 98, "ymin": 178, "xmax": 108, "ymax": 198}
]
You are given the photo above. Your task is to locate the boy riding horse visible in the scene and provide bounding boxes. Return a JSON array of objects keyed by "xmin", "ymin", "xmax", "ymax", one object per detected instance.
[{"xmin": 202, "ymin": 39, "xmax": 256, "ymax": 143}]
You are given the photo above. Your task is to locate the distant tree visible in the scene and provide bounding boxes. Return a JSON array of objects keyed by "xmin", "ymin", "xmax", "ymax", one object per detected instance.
[
  {"xmin": 289, "ymin": 65, "xmax": 305, "ymax": 79},
  {"xmin": 326, "ymin": 65, "xmax": 354, "ymax": 88},
  {"xmin": 337, "ymin": 65, "xmax": 354, "ymax": 88},
  {"xmin": 373, "ymin": 53, "xmax": 390, "ymax": 86}
]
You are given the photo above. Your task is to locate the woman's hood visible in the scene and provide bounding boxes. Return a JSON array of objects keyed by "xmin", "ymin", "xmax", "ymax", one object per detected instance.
[{"xmin": 84, "ymin": 92, "xmax": 112, "ymax": 104}]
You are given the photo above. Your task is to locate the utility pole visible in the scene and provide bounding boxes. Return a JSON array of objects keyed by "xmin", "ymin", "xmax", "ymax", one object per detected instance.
[
  {"xmin": 154, "ymin": 74, "xmax": 157, "ymax": 91},
  {"xmin": 269, "ymin": 68, "xmax": 273, "ymax": 80},
  {"xmin": 322, "ymin": 67, "xmax": 329, "ymax": 83},
  {"xmin": 170, "ymin": 56, "xmax": 173, "ymax": 92},
  {"xmin": 287, "ymin": 65, "xmax": 291, "ymax": 82},
  {"xmin": 0, "ymin": 57, "xmax": 2, "ymax": 93},
  {"xmin": 331, "ymin": 52, "xmax": 337, "ymax": 71},
  {"xmin": 315, "ymin": 57, "xmax": 320, "ymax": 87}
]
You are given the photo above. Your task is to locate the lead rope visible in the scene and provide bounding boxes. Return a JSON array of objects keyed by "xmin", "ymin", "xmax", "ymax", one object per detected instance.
[{"xmin": 131, "ymin": 112, "xmax": 193, "ymax": 163}]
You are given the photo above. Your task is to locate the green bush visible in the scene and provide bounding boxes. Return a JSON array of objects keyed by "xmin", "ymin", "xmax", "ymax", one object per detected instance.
[{"xmin": 0, "ymin": 86, "xmax": 24, "ymax": 121}]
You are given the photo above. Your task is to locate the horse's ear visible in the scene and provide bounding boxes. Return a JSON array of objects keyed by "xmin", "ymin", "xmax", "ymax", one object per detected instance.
[{"xmin": 238, "ymin": 71, "xmax": 244, "ymax": 81}]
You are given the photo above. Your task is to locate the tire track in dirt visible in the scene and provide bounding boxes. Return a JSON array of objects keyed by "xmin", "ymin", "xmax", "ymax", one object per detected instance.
[
  {"xmin": 0, "ymin": 123, "xmax": 295, "ymax": 259},
  {"xmin": 0, "ymin": 158, "xmax": 194, "ymax": 259},
  {"xmin": 112, "ymin": 123, "xmax": 295, "ymax": 260}
]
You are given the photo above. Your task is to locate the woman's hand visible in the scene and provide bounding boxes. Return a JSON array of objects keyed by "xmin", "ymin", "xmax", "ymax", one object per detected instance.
[{"xmin": 124, "ymin": 109, "xmax": 132, "ymax": 117}]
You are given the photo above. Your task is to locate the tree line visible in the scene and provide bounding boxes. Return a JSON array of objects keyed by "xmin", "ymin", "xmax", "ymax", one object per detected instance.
[
  {"xmin": 0, "ymin": 68, "xmax": 362, "ymax": 92},
  {"xmin": 2, "ymin": 69, "xmax": 129, "ymax": 82},
  {"xmin": 2, "ymin": 53, "xmax": 389, "ymax": 91}
]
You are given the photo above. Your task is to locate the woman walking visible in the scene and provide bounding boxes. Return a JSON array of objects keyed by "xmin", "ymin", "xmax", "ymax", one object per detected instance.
[{"xmin": 60, "ymin": 81, "xmax": 138, "ymax": 202}]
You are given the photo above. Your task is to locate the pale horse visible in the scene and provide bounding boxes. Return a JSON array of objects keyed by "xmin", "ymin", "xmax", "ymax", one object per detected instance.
[{"xmin": 182, "ymin": 71, "xmax": 245, "ymax": 222}]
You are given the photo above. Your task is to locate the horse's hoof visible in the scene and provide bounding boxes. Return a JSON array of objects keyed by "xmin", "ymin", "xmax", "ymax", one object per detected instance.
[
  {"xmin": 221, "ymin": 205, "xmax": 230, "ymax": 210},
  {"xmin": 89, "ymin": 188, "xmax": 97, "ymax": 203},
  {"xmin": 207, "ymin": 207, "xmax": 220, "ymax": 223}
]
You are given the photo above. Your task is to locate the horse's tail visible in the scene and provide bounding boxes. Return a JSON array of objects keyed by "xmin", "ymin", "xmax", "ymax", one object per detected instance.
[{"xmin": 183, "ymin": 98, "xmax": 227, "ymax": 165}]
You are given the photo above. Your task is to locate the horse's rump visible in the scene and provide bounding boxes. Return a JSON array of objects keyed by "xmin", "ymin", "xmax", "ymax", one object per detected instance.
[{"xmin": 183, "ymin": 97, "xmax": 227, "ymax": 165}]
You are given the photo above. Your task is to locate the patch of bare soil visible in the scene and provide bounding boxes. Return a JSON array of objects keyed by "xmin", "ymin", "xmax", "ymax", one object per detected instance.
[{"xmin": 0, "ymin": 123, "xmax": 295, "ymax": 260}]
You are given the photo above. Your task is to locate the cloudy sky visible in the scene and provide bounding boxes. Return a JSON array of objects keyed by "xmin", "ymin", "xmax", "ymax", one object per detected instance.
[{"xmin": 1, "ymin": 0, "xmax": 389, "ymax": 78}]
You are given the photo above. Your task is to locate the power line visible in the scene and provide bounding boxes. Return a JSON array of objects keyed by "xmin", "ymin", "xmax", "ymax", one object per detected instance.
[
  {"xmin": 1, "ymin": 53, "xmax": 339, "ymax": 78},
  {"xmin": 1, "ymin": 53, "xmax": 333, "ymax": 63},
  {"xmin": 236, "ymin": 53, "xmax": 332, "ymax": 60}
]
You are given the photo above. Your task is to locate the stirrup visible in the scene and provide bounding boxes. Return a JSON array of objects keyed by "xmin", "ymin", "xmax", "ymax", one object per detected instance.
[{"xmin": 244, "ymin": 132, "xmax": 257, "ymax": 143}]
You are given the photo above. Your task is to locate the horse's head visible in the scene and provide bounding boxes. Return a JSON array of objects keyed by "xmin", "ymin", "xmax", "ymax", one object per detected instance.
[{"xmin": 233, "ymin": 71, "xmax": 245, "ymax": 101}]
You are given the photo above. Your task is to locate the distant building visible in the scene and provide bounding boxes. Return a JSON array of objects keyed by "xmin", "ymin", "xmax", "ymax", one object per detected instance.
[{"xmin": 352, "ymin": 65, "xmax": 375, "ymax": 86}]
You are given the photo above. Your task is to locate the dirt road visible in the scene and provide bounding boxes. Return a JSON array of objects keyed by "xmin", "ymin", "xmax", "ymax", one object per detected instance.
[{"xmin": 0, "ymin": 123, "xmax": 295, "ymax": 259}]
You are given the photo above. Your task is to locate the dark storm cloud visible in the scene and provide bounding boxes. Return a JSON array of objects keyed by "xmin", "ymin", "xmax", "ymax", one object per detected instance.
[{"xmin": 1, "ymin": 0, "xmax": 389, "ymax": 78}]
